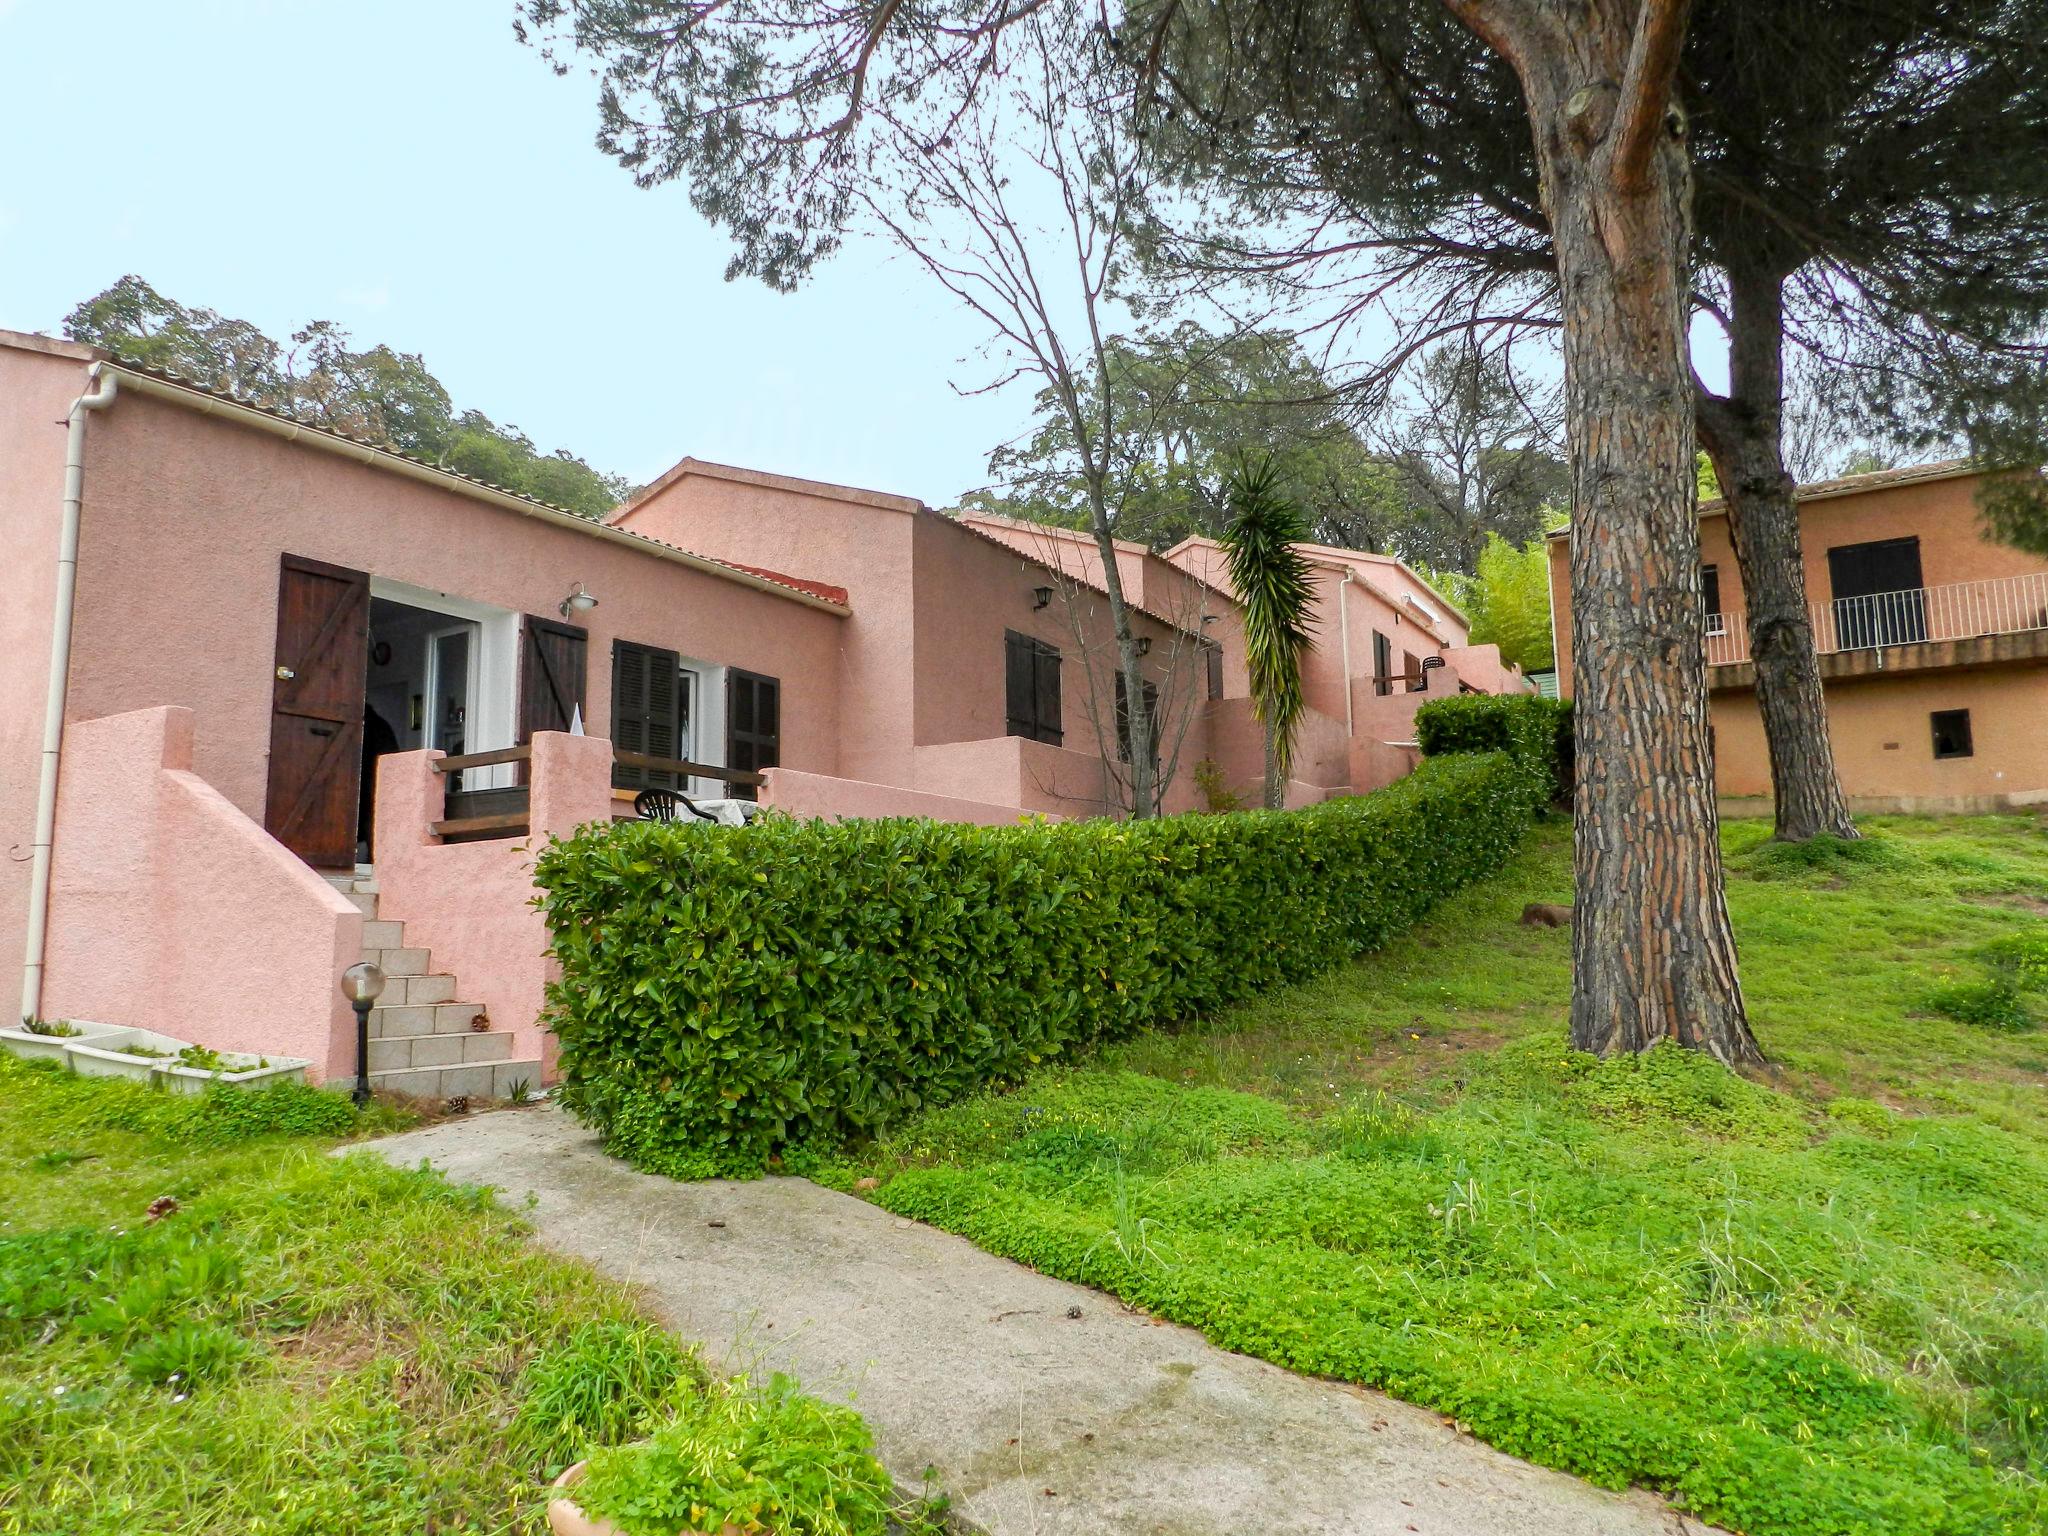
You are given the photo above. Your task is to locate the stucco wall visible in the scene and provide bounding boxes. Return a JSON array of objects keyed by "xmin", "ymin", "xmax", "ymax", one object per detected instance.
[
  {"xmin": 0, "ymin": 342, "xmax": 83, "ymax": 1015},
  {"xmin": 41, "ymin": 706, "xmax": 362, "ymax": 1077},
  {"xmin": 1711, "ymin": 666, "xmax": 2048, "ymax": 806},
  {"xmin": 373, "ymin": 732, "xmax": 613, "ymax": 1077},
  {"xmin": 760, "ymin": 766, "xmax": 1040, "ymax": 825},
  {"xmin": 615, "ymin": 464, "xmax": 912, "ymax": 785},
  {"xmin": 57, "ymin": 392, "xmax": 846, "ymax": 836}
]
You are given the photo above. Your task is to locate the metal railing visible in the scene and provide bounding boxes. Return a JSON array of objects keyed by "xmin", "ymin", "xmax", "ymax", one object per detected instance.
[{"xmin": 1705, "ymin": 570, "xmax": 2048, "ymax": 667}]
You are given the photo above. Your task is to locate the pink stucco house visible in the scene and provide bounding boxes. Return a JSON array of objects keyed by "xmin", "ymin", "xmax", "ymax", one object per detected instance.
[{"xmin": 1, "ymin": 327, "xmax": 1527, "ymax": 1094}]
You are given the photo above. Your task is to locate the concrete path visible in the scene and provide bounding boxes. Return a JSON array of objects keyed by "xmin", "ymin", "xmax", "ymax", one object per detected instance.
[{"xmin": 366, "ymin": 1106, "xmax": 1718, "ymax": 1536}]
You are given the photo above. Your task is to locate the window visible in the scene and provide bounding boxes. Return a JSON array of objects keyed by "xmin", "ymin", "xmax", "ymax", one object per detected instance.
[
  {"xmin": 1931, "ymin": 709, "xmax": 1974, "ymax": 760},
  {"xmin": 1828, "ymin": 537, "xmax": 1926, "ymax": 648},
  {"xmin": 726, "ymin": 669, "xmax": 781, "ymax": 800},
  {"xmin": 1372, "ymin": 631, "xmax": 1392, "ymax": 697},
  {"xmin": 1004, "ymin": 630, "xmax": 1063, "ymax": 745},
  {"xmin": 1115, "ymin": 671, "xmax": 1161, "ymax": 766},
  {"xmin": 611, "ymin": 639, "xmax": 684, "ymax": 790},
  {"xmin": 1702, "ymin": 565, "xmax": 1725, "ymax": 635},
  {"xmin": 1205, "ymin": 642, "xmax": 1224, "ymax": 702}
]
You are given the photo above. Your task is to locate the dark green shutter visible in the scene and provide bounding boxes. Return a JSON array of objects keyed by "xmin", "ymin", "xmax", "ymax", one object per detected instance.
[
  {"xmin": 726, "ymin": 669, "xmax": 780, "ymax": 801},
  {"xmin": 612, "ymin": 639, "xmax": 681, "ymax": 790}
]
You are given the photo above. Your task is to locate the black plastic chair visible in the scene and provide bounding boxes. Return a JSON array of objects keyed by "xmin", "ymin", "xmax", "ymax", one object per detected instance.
[{"xmin": 634, "ymin": 786, "xmax": 719, "ymax": 823}]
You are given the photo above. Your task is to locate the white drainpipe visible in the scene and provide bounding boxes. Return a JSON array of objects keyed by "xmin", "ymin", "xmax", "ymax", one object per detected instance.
[
  {"xmin": 19, "ymin": 365, "xmax": 117, "ymax": 1024},
  {"xmin": 1337, "ymin": 569, "xmax": 1356, "ymax": 736}
]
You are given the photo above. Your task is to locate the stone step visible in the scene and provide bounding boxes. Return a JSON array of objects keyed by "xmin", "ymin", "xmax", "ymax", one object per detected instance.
[
  {"xmin": 367, "ymin": 1029, "xmax": 514, "ymax": 1073},
  {"xmin": 360, "ymin": 919, "xmax": 407, "ymax": 950},
  {"xmin": 367, "ymin": 946, "xmax": 430, "ymax": 977},
  {"xmin": 365, "ymin": 1058, "xmax": 543, "ymax": 1103},
  {"xmin": 323, "ymin": 869, "xmax": 379, "ymax": 896},
  {"xmin": 379, "ymin": 973, "xmax": 457, "ymax": 1007},
  {"xmin": 368, "ymin": 1000, "xmax": 485, "ymax": 1039},
  {"xmin": 342, "ymin": 889, "xmax": 379, "ymax": 918}
]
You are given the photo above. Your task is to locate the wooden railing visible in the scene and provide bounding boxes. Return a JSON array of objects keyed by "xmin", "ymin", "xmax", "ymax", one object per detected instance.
[{"xmin": 424, "ymin": 742, "xmax": 765, "ymax": 840}]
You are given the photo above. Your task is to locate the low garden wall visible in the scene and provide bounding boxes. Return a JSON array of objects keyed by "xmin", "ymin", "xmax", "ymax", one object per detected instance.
[{"xmin": 536, "ymin": 706, "xmax": 1559, "ymax": 1176}]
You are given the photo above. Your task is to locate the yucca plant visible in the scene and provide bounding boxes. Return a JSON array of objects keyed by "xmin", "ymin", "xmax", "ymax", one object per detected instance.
[{"xmin": 1220, "ymin": 457, "xmax": 1318, "ymax": 809}]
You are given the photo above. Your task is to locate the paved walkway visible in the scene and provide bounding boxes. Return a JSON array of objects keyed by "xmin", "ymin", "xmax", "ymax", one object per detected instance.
[{"xmin": 366, "ymin": 1106, "xmax": 1717, "ymax": 1536}]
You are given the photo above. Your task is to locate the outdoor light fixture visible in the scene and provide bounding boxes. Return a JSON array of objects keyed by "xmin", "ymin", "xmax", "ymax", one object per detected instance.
[
  {"xmin": 559, "ymin": 582, "xmax": 599, "ymax": 619},
  {"xmin": 340, "ymin": 960, "xmax": 387, "ymax": 1107},
  {"xmin": 1031, "ymin": 585, "xmax": 1054, "ymax": 611},
  {"xmin": 1134, "ymin": 637, "xmax": 1152, "ymax": 657}
]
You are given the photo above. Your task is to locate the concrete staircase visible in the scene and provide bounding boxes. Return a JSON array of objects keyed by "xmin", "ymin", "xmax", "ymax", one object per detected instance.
[{"xmin": 326, "ymin": 869, "xmax": 541, "ymax": 1101}]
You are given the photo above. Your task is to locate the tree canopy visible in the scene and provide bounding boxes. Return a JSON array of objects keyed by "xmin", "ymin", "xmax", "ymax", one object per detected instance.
[{"xmin": 64, "ymin": 276, "xmax": 632, "ymax": 517}]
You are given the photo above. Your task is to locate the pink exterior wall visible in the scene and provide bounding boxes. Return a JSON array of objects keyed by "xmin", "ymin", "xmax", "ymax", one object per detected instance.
[
  {"xmin": 0, "ymin": 340, "xmax": 92, "ymax": 1015},
  {"xmin": 373, "ymin": 732, "xmax": 614, "ymax": 1075},
  {"xmin": 59, "ymin": 395, "xmax": 847, "ymax": 835},
  {"xmin": 614, "ymin": 461, "xmax": 915, "ymax": 785},
  {"xmin": 41, "ymin": 707, "xmax": 362, "ymax": 1077},
  {"xmin": 761, "ymin": 766, "xmax": 1043, "ymax": 825}
]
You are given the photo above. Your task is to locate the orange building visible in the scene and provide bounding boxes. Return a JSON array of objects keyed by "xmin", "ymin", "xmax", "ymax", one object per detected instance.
[{"xmin": 1546, "ymin": 462, "xmax": 2048, "ymax": 814}]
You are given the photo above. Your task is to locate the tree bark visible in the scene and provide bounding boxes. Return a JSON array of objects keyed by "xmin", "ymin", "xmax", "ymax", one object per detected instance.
[
  {"xmin": 1263, "ymin": 721, "xmax": 1282, "ymax": 810},
  {"xmin": 1696, "ymin": 269, "xmax": 1859, "ymax": 844},
  {"xmin": 1464, "ymin": 0, "xmax": 1759, "ymax": 1064}
]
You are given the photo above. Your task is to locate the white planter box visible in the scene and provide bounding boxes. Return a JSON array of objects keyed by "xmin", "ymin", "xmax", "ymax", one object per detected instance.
[
  {"xmin": 65, "ymin": 1029, "xmax": 192, "ymax": 1083},
  {"xmin": 0, "ymin": 1019, "xmax": 139, "ymax": 1065},
  {"xmin": 156, "ymin": 1054, "xmax": 311, "ymax": 1095}
]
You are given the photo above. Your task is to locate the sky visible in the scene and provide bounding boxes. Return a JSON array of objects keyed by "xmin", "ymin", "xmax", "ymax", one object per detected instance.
[{"xmin": 0, "ymin": 0, "xmax": 1030, "ymax": 503}]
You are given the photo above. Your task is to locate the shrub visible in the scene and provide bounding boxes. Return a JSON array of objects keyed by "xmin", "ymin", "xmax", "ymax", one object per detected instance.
[
  {"xmin": 571, "ymin": 1373, "xmax": 895, "ymax": 1536},
  {"xmin": 536, "ymin": 751, "xmax": 1546, "ymax": 1175},
  {"xmin": 1927, "ymin": 977, "xmax": 2035, "ymax": 1031},
  {"xmin": 1414, "ymin": 693, "xmax": 1573, "ymax": 803}
]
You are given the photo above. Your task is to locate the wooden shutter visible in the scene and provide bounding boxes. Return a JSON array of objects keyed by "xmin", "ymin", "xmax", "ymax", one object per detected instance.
[
  {"xmin": 726, "ymin": 669, "xmax": 781, "ymax": 801},
  {"xmin": 1115, "ymin": 673, "xmax": 1160, "ymax": 766},
  {"xmin": 264, "ymin": 555, "xmax": 370, "ymax": 868},
  {"xmin": 1205, "ymin": 642, "xmax": 1224, "ymax": 702},
  {"xmin": 611, "ymin": 639, "xmax": 682, "ymax": 790},
  {"xmin": 1004, "ymin": 630, "xmax": 1062, "ymax": 745},
  {"xmin": 1372, "ymin": 631, "xmax": 1392, "ymax": 696},
  {"xmin": 1005, "ymin": 631, "xmax": 1037, "ymax": 738},
  {"xmin": 518, "ymin": 616, "xmax": 587, "ymax": 782}
]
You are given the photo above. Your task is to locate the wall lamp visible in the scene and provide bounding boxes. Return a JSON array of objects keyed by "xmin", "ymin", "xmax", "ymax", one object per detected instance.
[
  {"xmin": 559, "ymin": 582, "xmax": 599, "ymax": 620},
  {"xmin": 1031, "ymin": 585, "xmax": 1054, "ymax": 611}
]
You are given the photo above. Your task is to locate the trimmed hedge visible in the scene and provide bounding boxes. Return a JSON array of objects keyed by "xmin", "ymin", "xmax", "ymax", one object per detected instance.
[
  {"xmin": 1415, "ymin": 693, "xmax": 1573, "ymax": 802},
  {"xmin": 536, "ymin": 751, "xmax": 1546, "ymax": 1176}
]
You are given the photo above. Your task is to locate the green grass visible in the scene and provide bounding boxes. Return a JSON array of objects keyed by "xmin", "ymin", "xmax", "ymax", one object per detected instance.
[
  {"xmin": 0, "ymin": 1060, "xmax": 918, "ymax": 1536},
  {"xmin": 823, "ymin": 814, "xmax": 2048, "ymax": 1536}
]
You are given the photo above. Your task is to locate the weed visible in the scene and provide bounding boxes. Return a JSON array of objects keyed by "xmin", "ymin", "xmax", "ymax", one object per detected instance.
[
  {"xmin": 511, "ymin": 1318, "xmax": 700, "ymax": 1466},
  {"xmin": 1928, "ymin": 977, "xmax": 2035, "ymax": 1031}
]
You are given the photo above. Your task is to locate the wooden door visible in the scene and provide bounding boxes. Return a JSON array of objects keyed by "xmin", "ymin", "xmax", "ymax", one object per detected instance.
[
  {"xmin": 265, "ymin": 555, "xmax": 370, "ymax": 868},
  {"xmin": 518, "ymin": 616, "xmax": 588, "ymax": 779}
]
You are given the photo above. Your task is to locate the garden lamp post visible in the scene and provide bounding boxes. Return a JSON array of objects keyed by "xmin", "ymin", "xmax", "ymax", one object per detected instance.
[{"xmin": 340, "ymin": 961, "xmax": 386, "ymax": 1107}]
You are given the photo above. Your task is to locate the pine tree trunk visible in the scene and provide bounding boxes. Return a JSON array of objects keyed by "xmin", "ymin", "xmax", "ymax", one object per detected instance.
[
  {"xmin": 1486, "ymin": 2, "xmax": 1760, "ymax": 1064},
  {"xmin": 1699, "ymin": 269, "xmax": 1859, "ymax": 844}
]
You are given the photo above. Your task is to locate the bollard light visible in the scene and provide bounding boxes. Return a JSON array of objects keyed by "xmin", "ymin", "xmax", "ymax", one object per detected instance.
[{"xmin": 341, "ymin": 961, "xmax": 387, "ymax": 1106}]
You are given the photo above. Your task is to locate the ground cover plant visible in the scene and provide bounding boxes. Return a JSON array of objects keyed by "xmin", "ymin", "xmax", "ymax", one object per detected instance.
[
  {"xmin": 0, "ymin": 1059, "xmax": 903, "ymax": 1536},
  {"xmin": 825, "ymin": 815, "xmax": 2048, "ymax": 1536},
  {"xmin": 538, "ymin": 739, "xmax": 1549, "ymax": 1178}
]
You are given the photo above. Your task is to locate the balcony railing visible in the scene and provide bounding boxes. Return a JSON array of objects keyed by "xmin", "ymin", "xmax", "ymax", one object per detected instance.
[{"xmin": 1705, "ymin": 570, "xmax": 2048, "ymax": 668}]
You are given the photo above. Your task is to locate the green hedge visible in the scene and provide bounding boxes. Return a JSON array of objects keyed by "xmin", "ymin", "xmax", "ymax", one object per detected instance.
[
  {"xmin": 1414, "ymin": 693, "xmax": 1573, "ymax": 802},
  {"xmin": 535, "ymin": 751, "xmax": 1547, "ymax": 1176}
]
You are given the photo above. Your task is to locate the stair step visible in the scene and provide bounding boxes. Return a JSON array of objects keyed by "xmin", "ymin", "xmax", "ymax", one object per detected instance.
[
  {"xmin": 382, "ymin": 973, "xmax": 456, "ymax": 1007},
  {"xmin": 364, "ymin": 1059, "xmax": 543, "ymax": 1102},
  {"xmin": 368, "ymin": 946, "xmax": 430, "ymax": 977},
  {"xmin": 368, "ymin": 1001, "xmax": 485, "ymax": 1039},
  {"xmin": 367, "ymin": 1030, "xmax": 514, "ymax": 1072},
  {"xmin": 360, "ymin": 919, "xmax": 407, "ymax": 949},
  {"xmin": 323, "ymin": 870, "xmax": 379, "ymax": 896}
]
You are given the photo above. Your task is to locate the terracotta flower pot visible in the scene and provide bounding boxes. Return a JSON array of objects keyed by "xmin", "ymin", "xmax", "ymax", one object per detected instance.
[
  {"xmin": 545, "ymin": 1462, "xmax": 743, "ymax": 1536},
  {"xmin": 547, "ymin": 1463, "xmax": 625, "ymax": 1536}
]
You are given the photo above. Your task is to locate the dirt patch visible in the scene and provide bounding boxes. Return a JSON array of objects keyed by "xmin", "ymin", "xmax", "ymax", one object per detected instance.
[
  {"xmin": 275, "ymin": 1315, "xmax": 415, "ymax": 1390},
  {"xmin": 1965, "ymin": 892, "xmax": 2048, "ymax": 916}
]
